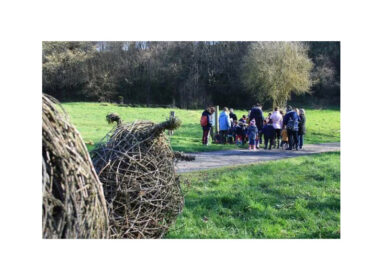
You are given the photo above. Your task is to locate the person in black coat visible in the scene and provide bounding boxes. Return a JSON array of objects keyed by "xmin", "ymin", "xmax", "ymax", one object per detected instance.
[
  {"xmin": 298, "ymin": 108, "xmax": 306, "ymax": 149},
  {"xmin": 249, "ymin": 103, "xmax": 264, "ymax": 146},
  {"xmin": 229, "ymin": 108, "xmax": 237, "ymax": 122},
  {"xmin": 201, "ymin": 107, "xmax": 213, "ymax": 145},
  {"xmin": 283, "ymin": 105, "xmax": 299, "ymax": 150}
]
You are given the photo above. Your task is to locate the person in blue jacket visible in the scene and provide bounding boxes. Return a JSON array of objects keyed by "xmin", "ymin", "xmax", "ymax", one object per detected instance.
[
  {"xmin": 283, "ymin": 105, "xmax": 299, "ymax": 150},
  {"xmin": 219, "ymin": 107, "xmax": 231, "ymax": 144}
]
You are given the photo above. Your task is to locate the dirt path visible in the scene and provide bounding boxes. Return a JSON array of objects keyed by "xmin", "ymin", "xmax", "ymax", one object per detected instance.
[{"xmin": 176, "ymin": 142, "xmax": 340, "ymax": 173}]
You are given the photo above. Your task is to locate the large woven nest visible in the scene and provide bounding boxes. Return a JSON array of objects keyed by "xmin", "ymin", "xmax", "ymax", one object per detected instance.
[
  {"xmin": 42, "ymin": 94, "xmax": 109, "ymax": 238},
  {"xmin": 91, "ymin": 117, "xmax": 185, "ymax": 238}
]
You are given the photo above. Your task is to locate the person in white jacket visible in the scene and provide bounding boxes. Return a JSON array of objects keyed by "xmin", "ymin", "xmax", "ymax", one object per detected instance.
[{"xmin": 270, "ymin": 107, "xmax": 283, "ymax": 148}]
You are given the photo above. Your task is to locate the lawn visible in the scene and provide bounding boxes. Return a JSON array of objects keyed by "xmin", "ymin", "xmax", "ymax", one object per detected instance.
[
  {"xmin": 62, "ymin": 102, "xmax": 340, "ymax": 152},
  {"xmin": 166, "ymin": 152, "xmax": 340, "ymax": 239}
]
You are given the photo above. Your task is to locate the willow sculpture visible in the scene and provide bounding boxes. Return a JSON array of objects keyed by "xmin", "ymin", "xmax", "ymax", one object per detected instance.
[
  {"xmin": 91, "ymin": 116, "xmax": 185, "ymax": 238},
  {"xmin": 42, "ymin": 94, "xmax": 109, "ymax": 238}
]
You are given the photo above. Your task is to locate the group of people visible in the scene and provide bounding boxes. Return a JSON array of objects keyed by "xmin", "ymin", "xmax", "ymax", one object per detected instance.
[{"xmin": 200, "ymin": 104, "xmax": 306, "ymax": 151}]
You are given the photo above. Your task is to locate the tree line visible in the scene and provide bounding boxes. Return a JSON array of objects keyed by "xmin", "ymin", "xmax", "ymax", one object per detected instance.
[{"xmin": 42, "ymin": 41, "xmax": 340, "ymax": 109}]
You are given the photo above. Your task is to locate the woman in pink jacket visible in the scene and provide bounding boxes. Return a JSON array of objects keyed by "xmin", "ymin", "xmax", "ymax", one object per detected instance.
[{"xmin": 270, "ymin": 107, "xmax": 283, "ymax": 148}]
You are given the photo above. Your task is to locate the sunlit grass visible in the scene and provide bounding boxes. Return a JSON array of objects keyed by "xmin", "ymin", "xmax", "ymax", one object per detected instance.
[
  {"xmin": 166, "ymin": 152, "xmax": 340, "ymax": 239},
  {"xmin": 62, "ymin": 102, "xmax": 340, "ymax": 152}
]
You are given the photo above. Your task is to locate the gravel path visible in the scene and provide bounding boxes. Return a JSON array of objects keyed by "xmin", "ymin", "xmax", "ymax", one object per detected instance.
[{"xmin": 176, "ymin": 142, "xmax": 340, "ymax": 173}]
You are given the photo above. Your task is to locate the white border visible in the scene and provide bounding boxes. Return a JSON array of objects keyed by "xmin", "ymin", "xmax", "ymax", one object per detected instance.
[{"xmin": 1, "ymin": 0, "xmax": 383, "ymax": 279}]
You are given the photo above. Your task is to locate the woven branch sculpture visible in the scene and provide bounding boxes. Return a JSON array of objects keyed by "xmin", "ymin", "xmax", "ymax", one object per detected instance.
[
  {"xmin": 106, "ymin": 113, "xmax": 122, "ymax": 126},
  {"xmin": 91, "ymin": 116, "xmax": 184, "ymax": 238},
  {"xmin": 42, "ymin": 94, "xmax": 109, "ymax": 238}
]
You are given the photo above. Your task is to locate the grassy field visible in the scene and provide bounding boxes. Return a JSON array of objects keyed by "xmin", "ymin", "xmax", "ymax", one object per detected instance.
[
  {"xmin": 62, "ymin": 102, "xmax": 340, "ymax": 152},
  {"xmin": 166, "ymin": 152, "xmax": 340, "ymax": 239},
  {"xmin": 60, "ymin": 102, "xmax": 340, "ymax": 238}
]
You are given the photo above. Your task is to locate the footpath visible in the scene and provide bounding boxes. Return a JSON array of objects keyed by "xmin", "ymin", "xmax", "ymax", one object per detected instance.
[{"xmin": 176, "ymin": 142, "xmax": 340, "ymax": 173}]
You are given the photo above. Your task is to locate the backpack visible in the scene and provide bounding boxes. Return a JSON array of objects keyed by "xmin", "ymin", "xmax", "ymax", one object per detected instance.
[
  {"xmin": 287, "ymin": 117, "xmax": 298, "ymax": 131},
  {"xmin": 200, "ymin": 115, "xmax": 208, "ymax": 127}
]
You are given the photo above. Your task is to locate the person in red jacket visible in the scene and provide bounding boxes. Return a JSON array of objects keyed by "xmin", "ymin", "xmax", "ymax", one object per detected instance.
[{"xmin": 201, "ymin": 106, "xmax": 213, "ymax": 145}]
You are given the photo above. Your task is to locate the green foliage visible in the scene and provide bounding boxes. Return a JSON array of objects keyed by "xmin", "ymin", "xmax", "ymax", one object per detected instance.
[
  {"xmin": 308, "ymin": 42, "xmax": 340, "ymax": 104},
  {"xmin": 166, "ymin": 152, "xmax": 340, "ymax": 238},
  {"xmin": 42, "ymin": 42, "xmax": 99, "ymax": 99},
  {"xmin": 62, "ymin": 103, "xmax": 340, "ymax": 152},
  {"xmin": 242, "ymin": 42, "xmax": 314, "ymax": 107},
  {"xmin": 43, "ymin": 41, "xmax": 340, "ymax": 108},
  {"xmin": 43, "ymin": 41, "xmax": 252, "ymax": 107}
]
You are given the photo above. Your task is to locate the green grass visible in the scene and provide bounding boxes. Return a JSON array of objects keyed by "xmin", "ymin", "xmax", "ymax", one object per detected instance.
[
  {"xmin": 303, "ymin": 109, "xmax": 340, "ymax": 144},
  {"xmin": 166, "ymin": 152, "xmax": 340, "ymax": 239},
  {"xmin": 62, "ymin": 102, "xmax": 340, "ymax": 152}
]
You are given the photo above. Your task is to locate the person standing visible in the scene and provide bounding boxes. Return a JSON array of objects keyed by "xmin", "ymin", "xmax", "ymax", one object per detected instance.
[
  {"xmin": 283, "ymin": 105, "xmax": 299, "ymax": 150},
  {"xmin": 209, "ymin": 106, "xmax": 216, "ymax": 142},
  {"xmin": 298, "ymin": 108, "xmax": 306, "ymax": 149},
  {"xmin": 200, "ymin": 106, "xmax": 213, "ymax": 145},
  {"xmin": 219, "ymin": 107, "xmax": 231, "ymax": 144},
  {"xmin": 229, "ymin": 108, "xmax": 238, "ymax": 123},
  {"xmin": 262, "ymin": 119, "xmax": 275, "ymax": 150},
  {"xmin": 270, "ymin": 107, "xmax": 283, "ymax": 148},
  {"xmin": 294, "ymin": 109, "xmax": 300, "ymax": 149},
  {"xmin": 249, "ymin": 103, "xmax": 264, "ymax": 148},
  {"xmin": 237, "ymin": 115, "xmax": 247, "ymax": 145}
]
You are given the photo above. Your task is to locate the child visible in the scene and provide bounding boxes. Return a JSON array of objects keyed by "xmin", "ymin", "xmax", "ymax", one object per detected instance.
[
  {"xmin": 280, "ymin": 127, "xmax": 289, "ymax": 149},
  {"xmin": 239, "ymin": 115, "xmax": 247, "ymax": 125},
  {"xmin": 235, "ymin": 121, "xmax": 243, "ymax": 145},
  {"xmin": 237, "ymin": 115, "xmax": 248, "ymax": 144},
  {"xmin": 247, "ymin": 120, "xmax": 258, "ymax": 150},
  {"xmin": 257, "ymin": 119, "xmax": 267, "ymax": 148},
  {"xmin": 262, "ymin": 119, "xmax": 275, "ymax": 150},
  {"xmin": 227, "ymin": 120, "xmax": 236, "ymax": 144},
  {"xmin": 243, "ymin": 123, "xmax": 249, "ymax": 144}
]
